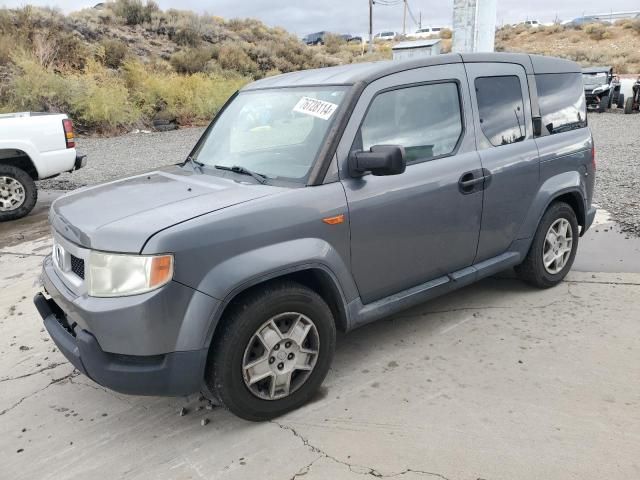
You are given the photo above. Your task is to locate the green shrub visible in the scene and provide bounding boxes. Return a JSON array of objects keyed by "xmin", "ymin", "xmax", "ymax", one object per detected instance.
[
  {"xmin": 101, "ymin": 38, "xmax": 128, "ymax": 69},
  {"xmin": 216, "ymin": 43, "xmax": 259, "ymax": 77},
  {"xmin": 112, "ymin": 0, "xmax": 158, "ymax": 26},
  {"xmin": 173, "ymin": 26, "xmax": 200, "ymax": 46},
  {"xmin": 169, "ymin": 47, "xmax": 212, "ymax": 73},
  {"xmin": 584, "ymin": 23, "xmax": 609, "ymax": 40}
]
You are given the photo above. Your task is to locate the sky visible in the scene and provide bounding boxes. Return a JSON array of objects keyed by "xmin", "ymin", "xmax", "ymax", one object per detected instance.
[{"xmin": 1, "ymin": 0, "xmax": 639, "ymax": 36}]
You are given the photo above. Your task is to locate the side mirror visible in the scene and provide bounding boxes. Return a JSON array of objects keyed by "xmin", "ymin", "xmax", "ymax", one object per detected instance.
[{"xmin": 349, "ymin": 145, "xmax": 406, "ymax": 177}]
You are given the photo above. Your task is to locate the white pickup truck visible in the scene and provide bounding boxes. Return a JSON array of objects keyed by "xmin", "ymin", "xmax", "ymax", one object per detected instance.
[{"xmin": 0, "ymin": 112, "xmax": 86, "ymax": 221}]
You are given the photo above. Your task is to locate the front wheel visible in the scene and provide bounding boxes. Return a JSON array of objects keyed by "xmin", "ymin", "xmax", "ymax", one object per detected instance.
[
  {"xmin": 515, "ymin": 202, "xmax": 579, "ymax": 288},
  {"xmin": 617, "ymin": 93, "xmax": 624, "ymax": 109},
  {"xmin": 0, "ymin": 165, "xmax": 37, "ymax": 222},
  {"xmin": 206, "ymin": 281, "xmax": 336, "ymax": 421}
]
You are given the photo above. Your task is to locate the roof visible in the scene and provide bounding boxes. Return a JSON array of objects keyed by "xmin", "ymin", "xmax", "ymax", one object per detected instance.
[
  {"xmin": 392, "ymin": 39, "xmax": 441, "ymax": 50},
  {"xmin": 582, "ymin": 66, "xmax": 613, "ymax": 74},
  {"xmin": 243, "ymin": 53, "xmax": 582, "ymax": 90}
]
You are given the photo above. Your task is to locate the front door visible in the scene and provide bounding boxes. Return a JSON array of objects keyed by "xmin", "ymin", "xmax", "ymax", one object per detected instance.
[{"xmin": 338, "ymin": 64, "xmax": 484, "ymax": 304}]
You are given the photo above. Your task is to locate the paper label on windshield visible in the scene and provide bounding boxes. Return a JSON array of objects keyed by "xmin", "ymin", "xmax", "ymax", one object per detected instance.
[{"xmin": 293, "ymin": 97, "xmax": 338, "ymax": 120}]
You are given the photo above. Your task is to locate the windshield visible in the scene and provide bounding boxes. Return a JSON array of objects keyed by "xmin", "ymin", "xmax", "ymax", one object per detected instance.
[
  {"xmin": 193, "ymin": 87, "xmax": 348, "ymax": 182},
  {"xmin": 582, "ymin": 72, "xmax": 608, "ymax": 87}
]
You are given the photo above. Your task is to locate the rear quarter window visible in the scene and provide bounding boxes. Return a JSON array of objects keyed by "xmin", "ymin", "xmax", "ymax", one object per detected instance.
[{"xmin": 536, "ymin": 73, "xmax": 587, "ymax": 135}]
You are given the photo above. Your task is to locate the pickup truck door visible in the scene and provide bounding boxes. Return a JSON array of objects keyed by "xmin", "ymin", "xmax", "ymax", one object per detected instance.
[
  {"xmin": 463, "ymin": 62, "xmax": 540, "ymax": 262},
  {"xmin": 336, "ymin": 64, "xmax": 483, "ymax": 304}
]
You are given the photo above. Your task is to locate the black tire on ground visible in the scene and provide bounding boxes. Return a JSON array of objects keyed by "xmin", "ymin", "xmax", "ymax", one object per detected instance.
[
  {"xmin": 205, "ymin": 280, "xmax": 336, "ymax": 421},
  {"xmin": 598, "ymin": 95, "xmax": 609, "ymax": 113},
  {"xmin": 617, "ymin": 93, "xmax": 624, "ymax": 109},
  {"xmin": 515, "ymin": 201, "xmax": 579, "ymax": 289},
  {"xmin": 154, "ymin": 123, "xmax": 177, "ymax": 132},
  {"xmin": 0, "ymin": 165, "xmax": 37, "ymax": 222},
  {"xmin": 624, "ymin": 96, "xmax": 634, "ymax": 114}
]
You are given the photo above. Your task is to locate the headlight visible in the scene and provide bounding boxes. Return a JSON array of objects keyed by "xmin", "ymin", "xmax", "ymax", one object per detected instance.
[{"xmin": 87, "ymin": 251, "xmax": 173, "ymax": 297}]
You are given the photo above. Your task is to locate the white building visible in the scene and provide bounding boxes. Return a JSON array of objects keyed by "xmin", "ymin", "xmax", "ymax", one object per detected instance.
[{"xmin": 392, "ymin": 40, "xmax": 442, "ymax": 60}]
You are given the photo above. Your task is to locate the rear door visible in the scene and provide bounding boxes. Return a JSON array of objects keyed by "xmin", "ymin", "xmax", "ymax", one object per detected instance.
[
  {"xmin": 337, "ymin": 64, "xmax": 484, "ymax": 304},
  {"xmin": 464, "ymin": 62, "xmax": 540, "ymax": 262}
]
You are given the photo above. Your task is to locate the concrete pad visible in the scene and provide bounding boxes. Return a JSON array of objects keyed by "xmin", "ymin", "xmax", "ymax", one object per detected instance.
[{"xmin": 1, "ymin": 230, "xmax": 639, "ymax": 480}]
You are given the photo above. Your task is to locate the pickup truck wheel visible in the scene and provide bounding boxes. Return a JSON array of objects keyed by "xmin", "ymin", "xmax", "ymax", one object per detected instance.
[
  {"xmin": 515, "ymin": 202, "xmax": 578, "ymax": 288},
  {"xmin": 206, "ymin": 281, "xmax": 336, "ymax": 421},
  {"xmin": 617, "ymin": 93, "xmax": 624, "ymax": 109},
  {"xmin": 0, "ymin": 166, "xmax": 37, "ymax": 222}
]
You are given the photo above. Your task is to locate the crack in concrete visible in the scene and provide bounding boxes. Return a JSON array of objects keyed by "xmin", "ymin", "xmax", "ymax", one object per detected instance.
[
  {"xmin": 273, "ymin": 421, "xmax": 451, "ymax": 479},
  {"xmin": 0, "ymin": 369, "xmax": 77, "ymax": 416},
  {"xmin": 0, "ymin": 251, "xmax": 47, "ymax": 258},
  {"xmin": 0, "ymin": 362, "xmax": 66, "ymax": 383}
]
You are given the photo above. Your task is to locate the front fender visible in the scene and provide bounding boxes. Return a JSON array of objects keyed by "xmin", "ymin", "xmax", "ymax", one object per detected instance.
[
  {"xmin": 516, "ymin": 170, "xmax": 586, "ymax": 244},
  {"xmin": 196, "ymin": 237, "xmax": 357, "ymax": 303}
]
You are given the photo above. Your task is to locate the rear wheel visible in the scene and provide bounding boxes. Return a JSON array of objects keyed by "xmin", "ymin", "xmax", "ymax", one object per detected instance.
[
  {"xmin": 206, "ymin": 281, "xmax": 336, "ymax": 421},
  {"xmin": 515, "ymin": 202, "xmax": 579, "ymax": 288},
  {"xmin": 0, "ymin": 165, "xmax": 37, "ymax": 222},
  {"xmin": 624, "ymin": 96, "xmax": 634, "ymax": 114},
  {"xmin": 617, "ymin": 93, "xmax": 624, "ymax": 109}
]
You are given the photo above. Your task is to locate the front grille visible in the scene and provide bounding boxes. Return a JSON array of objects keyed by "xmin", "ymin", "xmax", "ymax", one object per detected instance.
[{"xmin": 70, "ymin": 255, "xmax": 85, "ymax": 280}]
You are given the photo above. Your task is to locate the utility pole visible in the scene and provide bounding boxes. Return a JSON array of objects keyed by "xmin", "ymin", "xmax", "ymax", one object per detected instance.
[
  {"xmin": 403, "ymin": 0, "xmax": 407, "ymax": 35},
  {"xmin": 368, "ymin": 0, "xmax": 373, "ymax": 53},
  {"xmin": 419, "ymin": 11, "xmax": 422, "ymax": 29}
]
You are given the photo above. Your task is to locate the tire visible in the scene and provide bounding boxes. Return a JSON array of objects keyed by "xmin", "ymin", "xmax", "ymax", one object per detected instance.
[
  {"xmin": 617, "ymin": 93, "xmax": 624, "ymax": 109},
  {"xmin": 0, "ymin": 165, "xmax": 37, "ymax": 222},
  {"xmin": 598, "ymin": 95, "xmax": 609, "ymax": 113},
  {"xmin": 624, "ymin": 96, "xmax": 634, "ymax": 114},
  {"xmin": 515, "ymin": 202, "xmax": 579, "ymax": 289},
  {"xmin": 206, "ymin": 281, "xmax": 336, "ymax": 421}
]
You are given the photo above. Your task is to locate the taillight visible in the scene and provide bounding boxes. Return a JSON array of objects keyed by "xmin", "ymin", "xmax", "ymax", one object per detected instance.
[{"xmin": 62, "ymin": 118, "xmax": 75, "ymax": 149}]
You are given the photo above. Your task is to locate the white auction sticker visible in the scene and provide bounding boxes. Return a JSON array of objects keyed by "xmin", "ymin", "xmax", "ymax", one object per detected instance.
[{"xmin": 293, "ymin": 97, "xmax": 338, "ymax": 120}]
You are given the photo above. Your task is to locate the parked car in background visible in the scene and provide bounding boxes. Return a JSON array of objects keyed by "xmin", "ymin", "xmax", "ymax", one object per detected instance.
[
  {"xmin": 374, "ymin": 31, "xmax": 398, "ymax": 41},
  {"xmin": 410, "ymin": 26, "xmax": 446, "ymax": 38},
  {"xmin": 36, "ymin": 53, "xmax": 595, "ymax": 421},
  {"xmin": 303, "ymin": 31, "xmax": 327, "ymax": 45},
  {"xmin": 341, "ymin": 34, "xmax": 363, "ymax": 43},
  {"xmin": 0, "ymin": 112, "xmax": 86, "ymax": 221},
  {"xmin": 582, "ymin": 66, "xmax": 623, "ymax": 112}
]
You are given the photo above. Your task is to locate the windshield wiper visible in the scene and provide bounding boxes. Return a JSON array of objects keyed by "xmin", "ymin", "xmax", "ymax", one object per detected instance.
[
  {"xmin": 184, "ymin": 155, "xmax": 204, "ymax": 171},
  {"xmin": 214, "ymin": 165, "xmax": 268, "ymax": 184}
]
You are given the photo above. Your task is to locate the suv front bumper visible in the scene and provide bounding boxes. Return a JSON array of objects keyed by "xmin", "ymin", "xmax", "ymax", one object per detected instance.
[
  {"xmin": 34, "ymin": 293, "xmax": 207, "ymax": 396},
  {"xmin": 34, "ymin": 255, "xmax": 217, "ymax": 396}
]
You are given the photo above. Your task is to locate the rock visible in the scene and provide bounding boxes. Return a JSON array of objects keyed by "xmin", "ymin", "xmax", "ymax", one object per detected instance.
[
  {"xmin": 201, "ymin": 418, "xmax": 209, "ymax": 426},
  {"xmin": 179, "ymin": 407, "xmax": 188, "ymax": 417}
]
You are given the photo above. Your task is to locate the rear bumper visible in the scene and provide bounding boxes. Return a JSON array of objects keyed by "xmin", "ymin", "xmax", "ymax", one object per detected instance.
[
  {"xmin": 583, "ymin": 206, "xmax": 597, "ymax": 234},
  {"xmin": 34, "ymin": 292, "xmax": 207, "ymax": 396}
]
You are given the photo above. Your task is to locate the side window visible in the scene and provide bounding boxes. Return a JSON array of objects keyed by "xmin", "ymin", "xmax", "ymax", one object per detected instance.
[
  {"xmin": 475, "ymin": 76, "xmax": 526, "ymax": 147},
  {"xmin": 358, "ymin": 82, "xmax": 463, "ymax": 163},
  {"xmin": 536, "ymin": 73, "xmax": 587, "ymax": 135}
]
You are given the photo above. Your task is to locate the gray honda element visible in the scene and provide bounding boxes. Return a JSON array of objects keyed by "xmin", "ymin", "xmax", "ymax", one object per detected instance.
[{"xmin": 35, "ymin": 53, "xmax": 596, "ymax": 420}]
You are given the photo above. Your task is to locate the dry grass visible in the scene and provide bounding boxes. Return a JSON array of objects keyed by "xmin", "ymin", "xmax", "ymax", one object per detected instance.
[{"xmin": 497, "ymin": 22, "xmax": 640, "ymax": 73}]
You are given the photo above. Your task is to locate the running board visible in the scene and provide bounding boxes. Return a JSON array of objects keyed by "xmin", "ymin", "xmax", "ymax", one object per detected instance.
[{"xmin": 346, "ymin": 252, "xmax": 521, "ymax": 331}]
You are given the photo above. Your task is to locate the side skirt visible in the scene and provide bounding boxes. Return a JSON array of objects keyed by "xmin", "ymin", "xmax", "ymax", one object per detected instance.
[{"xmin": 346, "ymin": 251, "xmax": 522, "ymax": 331}]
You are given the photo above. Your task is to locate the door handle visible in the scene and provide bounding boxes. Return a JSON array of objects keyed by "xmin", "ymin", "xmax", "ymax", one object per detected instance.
[{"xmin": 458, "ymin": 170, "xmax": 492, "ymax": 194}]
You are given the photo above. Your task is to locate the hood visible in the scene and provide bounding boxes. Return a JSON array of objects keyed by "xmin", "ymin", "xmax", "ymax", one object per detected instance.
[{"xmin": 51, "ymin": 166, "xmax": 282, "ymax": 252}]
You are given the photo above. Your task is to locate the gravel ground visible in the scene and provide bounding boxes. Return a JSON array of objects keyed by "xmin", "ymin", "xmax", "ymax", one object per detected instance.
[
  {"xmin": 38, "ymin": 114, "xmax": 640, "ymax": 236},
  {"xmin": 589, "ymin": 112, "xmax": 640, "ymax": 237},
  {"xmin": 38, "ymin": 127, "xmax": 205, "ymax": 190}
]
